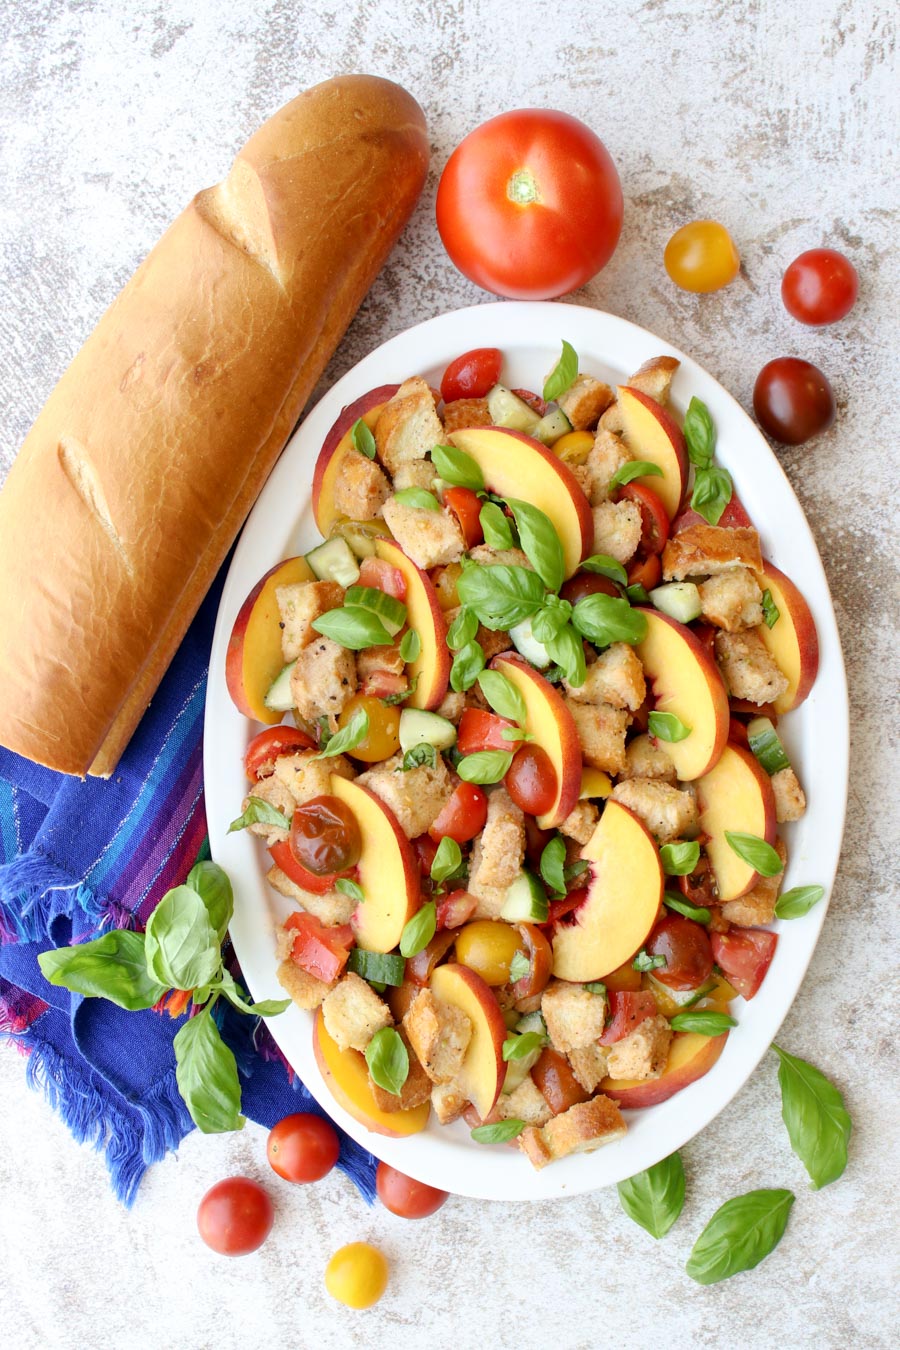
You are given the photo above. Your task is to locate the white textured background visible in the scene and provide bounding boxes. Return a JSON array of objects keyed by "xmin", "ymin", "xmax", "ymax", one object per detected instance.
[{"xmin": 1, "ymin": 2, "xmax": 898, "ymax": 1347}]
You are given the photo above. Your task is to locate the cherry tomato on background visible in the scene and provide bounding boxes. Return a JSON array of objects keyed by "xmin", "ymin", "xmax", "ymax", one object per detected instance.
[
  {"xmin": 505, "ymin": 743, "xmax": 558, "ymax": 816},
  {"xmin": 436, "ymin": 109, "xmax": 623, "ymax": 299},
  {"xmin": 243, "ymin": 726, "xmax": 315, "ymax": 781},
  {"xmin": 289, "ymin": 794, "xmax": 362, "ymax": 876},
  {"xmin": 457, "ymin": 708, "xmax": 517, "ymax": 755},
  {"xmin": 376, "ymin": 1162, "xmax": 449, "ymax": 1219},
  {"xmin": 753, "ymin": 357, "xmax": 836, "ymax": 445},
  {"xmin": 664, "ymin": 220, "xmax": 741, "ymax": 293},
  {"xmin": 781, "ymin": 248, "xmax": 858, "ymax": 325},
  {"xmin": 618, "ymin": 482, "xmax": 670, "ymax": 554},
  {"xmin": 325, "ymin": 1242, "xmax": 389, "ymax": 1309},
  {"xmin": 559, "ymin": 570, "xmax": 620, "ymax": 605},
  {"xmin": 429, "ymin": 781, "xmax": 489, "ymax": 843},
  {"xmin": 645, "ymin": 913, "xmax": 714, "ymax": 990},
  {"xmin": 267, "ymin": 1113, "xmax": 340, "ymax": 1184},
  {"xmin": 337, "ymin": 693, "xmax": 401, "ymax": 763},
  {"xmin": 197, "ymin": 1177, "xmax": 274, "ymax": 1256},
  {"xmin": 443, "ymin": 486, "xmax": 485, "ymax": 549},
  {"xmin": 440, "ymin": 347, "xmax": 502, "ymax": 402}
]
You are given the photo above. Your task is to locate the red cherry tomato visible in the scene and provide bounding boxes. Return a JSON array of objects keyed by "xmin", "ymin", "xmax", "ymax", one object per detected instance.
[
  {"xmin": 197, "ymin": 1177, "xmax": 274, "ymax": 1256},
  {"xmin": 358, "ymin": 557, "xmax": 406, "ymax": 600},
  {"xmin": 678, "ymin": 856, "xmax": 720, "ymax": 908},
  {"xmin": 443, "ymin": 486, "xmax": 485, "ymax": 549},
  {"xmin": 429, "ymin": 782, "xmax": 488, "ymax": 844},
  {"xmin": 284, "ymin": 911, "xmax": 355, "ymax": 984},
  {"xmin": 711, "ymin": 929, "xmax": 777, "ymax": 1000},
  {"xmin": 645, "ymin": 914, "xmax": 714, "ymax": 990},
  {"xmin": 436, "ymin": 109, "xmax": 623, "ymax": 300},
  {"xmin": 440, "ymin": 348, "xmax": 503, "ymax": 402},
  {"xmin": 244, "ymin": 726, "xmax": 315, "ymax": 781},
  {"xmin": 753, "ymin": 358, "xmax": 836, "ymax": 445},
  {"xmin": 267, "ymin": 1113, "xmax": 340, "ymax": 1184},
  {"xmin": 599, "ymin": 990, "xmax": 658, "ymax": 1045},
  {"xmin": 504, "ymin": 744, "xmax": 557, "ymax": 816},
  {"xmin": 782, "ymin": 248, "xmax": 858, "ymax": 326},
  {"xmin": 559, "ymin": 571, "xmax": 620, "ymax": 605},
  {"xmin": 618, "ymin": 482, "xmax": 671, "ymax": 553},
  {"xmin": 626, "ymin": 553, "xmax": 662, "ymax": 591},
  {"xmin": 289, "ymin": 795, "xmax": 362, "ymax": 876},
  {"xmin": 435, "ymin": 889, "xmax": 479, "ymax": 930},
  {"xmin": 412, "ymin": 833, "xmax": 439, "ymax": 876},
  {"xmin": 376, "ymin": 1162, "xmax": 449, "ymax": 1219},
  {"xmin": 268, "ymin": 839, "xmax": 354, "ymax": 895},
  {"xmin": 457, "ymin": 708, "xmax": 517, "ymax": 755},
  {"xmin": 531, "ymin": 1047, "xmax": 590, "ymax": 1112}
]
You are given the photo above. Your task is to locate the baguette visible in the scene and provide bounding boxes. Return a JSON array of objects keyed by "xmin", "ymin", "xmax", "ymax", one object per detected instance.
[{"xmin": 0, "ymin": 74, "xmax": 428, "ymax": 777}]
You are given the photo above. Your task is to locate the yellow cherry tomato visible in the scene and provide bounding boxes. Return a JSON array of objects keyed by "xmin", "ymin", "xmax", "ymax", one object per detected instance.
[
  {"xmin": 553, "ymin": 429, "xmax": 594, "ymax": 467},
  {"xmin": 454, "ymin": 919, "xmax": 522, "ymax": 986},
  {"xmin": 338, "ymin": 694, "xmax": 400, "ymax": 763},
  {"xmin": 432, "ymin": 561, "xmax": 463, "ymax": 611},
  {"xmin": 664, "ymin": 220, "xmax": 740, "ymax": 293},
  {"xmin": 324, "ymin": 1242, "xmax": 389, "ymax": 1309}
]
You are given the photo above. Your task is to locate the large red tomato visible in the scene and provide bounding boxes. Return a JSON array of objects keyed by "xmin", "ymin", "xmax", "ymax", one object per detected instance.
[{"xmin": 436, "ymin": 110, "xmax": 623, "ymax": 299}]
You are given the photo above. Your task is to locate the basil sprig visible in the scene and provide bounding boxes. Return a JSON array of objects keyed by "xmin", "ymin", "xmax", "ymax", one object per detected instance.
[
  {"xmin": 402, "ymin": 743, "xmax": 437, "ymax": 771},
  {"xmin": 456, "ymin": 750, "xmax": 514, "ymax": 784},
  {"xmin": 336, "ymin": 878, "xmax": 365, "ymax": 904},
  {"xmin": 531, "ymin": 596, "xmax": 571, "ymax": 643},
  {"xmin": 431, "ymin": 836, "xmax": 463, "ymax": 885},
  {"xmin": 508, "ymin": 951, "xmax": 531, "ymax": 983},
  {"xmin": 539, "ymin": 835, "xmax": 568, "ymax": 896},
  {"xmin": 38, "ymin": 931, "xmax": 167, "ymax": 1011},
  {"xmin": 399, "ymin": 900, "xmax": 437, "ymax": 958},
  {"xmin": 617, "ymin": 1152, "xmax": 685, "ymax": 1239},
  {"xmin": 480, "ymin": 500, "xmax": 516, "ymax": 549},
  {"xmin": 670, "ymin": 1011, "xmax": 737, "ymax": 1035},
  {"xmin": 610, "ymin": 459, "xmax": 664, "ymax": 488},
  {"xmin": 762, "ymin": 589, "xmax": 780, "ymax": 628},
  {"xmin": 477, "ymin": 670, "xmax": 527, "ymax": 724},
  {"xmin": 659, "ymin": 841, "xmax": 701, "ymax": 876},
  {"xmin": 228, "ymin": 796, "xmax": 291, "ymax": 835},
  {"xmin": 683, "ymin": 397, "xmax": 733, "ymax": 526},
  {"xmin": 664, "ymin": 891, "xmax": 711, "ymax": 925},
  {"xmin": 504, "ymin": 498, "xmax": 565, "ymax": 592},
  {"xmin": 542, "ymin": 339, "xmax": 578, "ymax": 402},
  {"xmin": 502, "ymin": 1031, "xmax": 546, "ymax": 1062},
  {"xmin": 581, "ymin": 554, "xmax": 628, "ymax": 585},
  {"xmin": 775, "ymin": 884, "xmax": 826, "ymax": 920},
  {"xmin": 648, "ymin": 710, "xmax": 692, "ymax": 743},
  {"xmin": 431, "ymin": 443, "xmax": 485, "ymax": 491},
  {"xmin": 684, "ymin": 397, "xmax": 716, "ymax": 468},
  {"xmin": 545, "ymin": 622, "xmax": 587, "ymax": 688},
  {"xmin": 365, "ymin": 1027, "xmax": 409, "ymax": 1096},
  {"xmin": 399, "ymin": 629, "xmax": 421, "ymax": 663},
  {"xmin": 471, "ymin": 1119, "xmax": 526, "ymax": 1144},
  {"xmin": 457, "ymin": 562, "xmax": 546, "ymax": 630},
  {"xmin": 313, "ymin": 707, "xmax": 369, "ymax": 759},
  {"xmin": 773, "ymin": 1045, "xmax": 851, "ymax": 1189},
  {"xmin": 394, "ymin": 487, "xmax": 440, "ymax": 511},
  {"xmin": 725, "ymin": 832, "xmax": 784, "ymax": 877},
  {"xmin": 174, "ymin": 1006, "xmax": 245, "ymax": 1133},
  {"xmin": 144, "ymin": 884, "xmax": 222, "ymax": 991},
  {"xmin": 312, "ymin": 606, "xmax": 393, "ymax": 650},
  {"xmin": 571, "ymin": 593, "xmax": 648, "ymax": 647},
  {"xmin": 691, "ymin": 464, "xmax": 734, "ymax": 526},
  {"xmin": 685, "ymin": 1189, "xmax": 795, "ymax": 1285},
  {"xmin": 350, "ymin": 417, "xmax": 376, "ymax": 459},
  {"xmin": 450, "ymin": 640, "xmax": 486, "ymax": 692}
]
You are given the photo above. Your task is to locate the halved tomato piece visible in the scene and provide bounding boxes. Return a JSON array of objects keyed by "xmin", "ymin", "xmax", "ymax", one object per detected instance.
[
  {"xmin": 269, "ymin": 839, "xmax": 356, "ymax": 896},
  {"xmin": 444, "ymin": 486, "xmax": 485, "ymax": 549},
  {"xmin": 358, "ymin": 557, "xmax": 407, "ymax": 601},
  {"xmin": 284, "ymin": 911, "xmax": 354, "ymax": 984},
  {"xmin": 457, "ymin": 708, "xmax": 517, "ymax": 755},
  {"xmin": 244, "ymin": 726, "xmax": 315, "ymax": 781},
  {"xmin": 619, "ymin": 482, "xmax": 670, "ymax": 555},
  {"xmin": 599, "ymin": 990, "xmax": 658, "ymax": 1045},
  {"xmin": 710, "ymin": 928, "xmax": 777, "ymax": 1000}
]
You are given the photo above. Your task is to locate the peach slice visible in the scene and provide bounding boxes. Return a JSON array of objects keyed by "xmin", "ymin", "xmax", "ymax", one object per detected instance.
[
  {"xmin": 226, "ymin": 555, "xmax": 315, "ymax": 723},
  {"xmin": 374, "ymin": 538, "xmax": 450, "ymax": 711},
  {"xmin": 580, "ymin": 766, "xmax": 613, "ymax": 800},
  {"xmin": 429, "ymin": 963, "xmax": 507, "ymax": 1120},
  {"xmin": 617, "ymin": 386, "xmax": 689, "ymax": 520},
  {"xmin": 552, "ymin": 800, "xmax": 663, "ymax": 982},
  {"xmin": 447, "ymin": 425, "xmax": 592, "ymax": 578},
  {"xmin": 329, "ymin": 775, "xmax": 421, "ymax": 953},
  {"xmin": 753, "ymin": 560, "xmax": 820, "ymax": 714},
  {"xmin": 602, "ymin": 1030, "xmax": 729, "ymax": 1108},
  {"xmin": 311, "ymin": 384, "xmax": 398, "ymax": 536},
  {"xmin": 696, "ymin": 742, "xmax": 777, "ymax": 902},
  {"xmin": 634, "ymin": 608, "xmax": 729, "ymax": 781},
  {"xmin": 312, "ymin": 1008, "xmax": 430, "ymax": 1138},
  {"xmin": 490, "ymin": 653, "xmax": 582, "ymax": 829}
]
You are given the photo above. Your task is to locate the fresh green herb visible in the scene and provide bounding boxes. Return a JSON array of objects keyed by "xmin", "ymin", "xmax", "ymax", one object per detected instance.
[
  {"xmin": 215, "ymin": 969, "xmax": 291, "ymax": 1018},
  {"xmin": 564, "ymin": 859, "xmax": 589, "ymax": 883},
  {"xmin": 431, "ymin": 443, "xmax": 485, "ymax": 491},
  {"xmin": 174, "ymin": 1005, "xmax": 245, "ymax": 1134},
  {"xmin": 471, "ymin": 1119, "xmax": 525, "ymax": 1144},
  {"xmin": 502, "ymin": 1031, "xmax": 545, "ymax": 1062},
  {"xmin": 186, "ymin": 860, "xmax": 234, "ymax": 943},
  {"xmin": 762, "ymin": 589, "xmax": 780, "ymax": 628},
  {"xmin": 545, "ymin": 622, "xmax": 587, "ymax": 688},
  {"xmin": 450, "ymin": 640, "xmax": 486, "ymax": 692},
  {"xmin": 350, "ymin": 417, "xmax": 377, "ymax": 459},
  {"xmin": 399, "ymin": 628, "xmax": 421, "ymax": 663},
  {"xmin": 664, "ymin": 891, "xmax": 711, "ymax": 924},
  {"xmin": 477, "ymin": 669, "xmax": 527, "ymax": 724},
  {"xmin": 37, "ymin": 931, "xmax": 167, "ymax": 1011},
  {"xmin": 504, "ymin": 498, "xmax": 565, "ymax": 592},
  {"xmin": 447, "ymin": 607, "xmax": 479, "ymax": 651},
  {"xmin": 393, "ymin": 487, "xmax": 440, "ymax": 511},
  {"xmin": 648, "ymin": 710, "xmax": 692, "ymax": 743},
  {"xmin": 431, "ymin": 836, "xmax": 463, "ymax": 885},
  {"xmin": 402, "ymin": 743, "xmax": 438, "ymax": 771},
  {"xmin": 457, "ymin": 562, "xmax": 546, "ymax": 630},
  {"xmin": 572, "ymin": 593, "xmax": 648, "ymax": 647},
  {"xmin": 539, "ymin": 835, "xmax": 568, "ymax": 896},
  {"xmin": 617, "ymin": 1152, "xmax": 685, "ymax": 1239},
  {"xmin": 381, "ymin": 676, "xmax": 418, "ymax": 706},
  {"xmin": 365, "ymin": 1027, "xmax": 409, "ymax": 1096},
  {"xmin": 625, "ymin": 583, "xmax": 651, "ymax": 605},
  {"xmin": 633, "ymin": 949, "xmax": 666, "ymax": 973},
  {"xmin": 312, "ymin": 606, "xmax": 393, "ymax": 650},
  {"xmin": 508, "ymin": 951, "xmax": 531, "ymax": 983},
  {"xmin": 456, "ymin": 750, "xmax": 515, "ymax": 784},
  {"xmin": 610, "ymin": 459, "xmax": 664, "ymax": 488},
  {"xmin": 144, "ymin": 885, "xmax": 222, "ymax": 991},
  {"xmin": 317, "ymin": 715, "xmax": 334, "ymax": 749},
  {"xmin": 691, "ymin": 465, "xmax": 734, "ymax": 526},
  {"xmin": 500, "ymin": 727, "xmax": 532, "ymax": 742},
  {"xmin": 725, "ymin": 832, "xmax": 784, "ymax": 877},
  {"xmin": 583, "ymin": 981, "xmax": 606, "ymax": 996},
  {"xmin": 347, "ymin": 948, "xmax": 406, "ymax": 987},
  {"xmin": 479, "ymin": 500, "xmax": 516, "ymax": 550},
  {"xmin": 773, "ymin": 1045, "xmax": 851, "ymax": 1189},
  {"xmin": 581, "ymin": 554, "xmax": 628, "ymax": 585},
  {"xmin": 542, "ymin": 340, "xmax": 578, "ymax": 402},
  {"xmin": 531, "ymin": 596, "xmax": 573, "ymax": 644},
  {"xmin": 683, "ymin": 397, "xmax": 715, "ymax": 468},
  {"xmin": 336, "ymin": 878, "xmax": 365, "ymax": 904},
  {"xmin": 685, "ymin": 1189, "xmax": 795, "ymax": 1285},
  {"xmin": 399, "ymin": 900, "xmax": 437, "ymax": 958},
  {"xmin": 659, "ymin": 841, "xmax": 701, "ymax": 876},
  {"xmin": 313, "ymin": 707, "xmax": 370, "ymax": 759},
  {"xmin": 670, "ymin": 1011, "xmax": 737, "ymax": 1035},
  {"xmin": 227, "ymin": 796, "xmax": 291, "ymax": 835},
  {"xmin": 775, "ymin": 885, "xmax": 826, "ymax": 920}
]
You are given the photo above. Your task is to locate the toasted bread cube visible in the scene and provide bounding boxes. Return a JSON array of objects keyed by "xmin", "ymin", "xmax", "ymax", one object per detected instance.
[
  {"xmin": 467, "ymin": 545, "xmax": 533, "ymax": 570},
  {"xmin": 356, "ymin": 642, "xmax": 406, "ymax": 680},
  {"xmin": 715, "ymin": 629, "xmax": 790, "ymax": 705},
  {"xmin": 403, "ymin": 988, "xmax": 472, "ymax": 1084},
  {"xmin": 541, "ymin": 979, "xmax": 607, "ymax": 1053},
  {"xmin": 605, "ymin": 1014, "xmax": 673, "ymax": 1081},
  {"xmin": 369, "ymin": 1031, "xmax": 433, "ymax": 1112},
  {"xmin": 289, "ymin": 636, "xmax": 357, "ymax": 721},
  {"xmin": 627, "ymin": 355, "xmax": 680, "ymax": 406},
  {"xmin": 720, "ymin": 837, "xmax": 787, "ymax": 926},
  {"xmin": 468, "ymin": 786, "xmax": 526, "ymax": 919},
  {"xmin": 266, "ymin": 866, "xmax": 355, "ymax": 926},
  {"xmin": 771, "ymin": 767, "xmax": 806, "ymax": 823},
  {"xmin": 276, "ymin": 580, "xmax": 345, "ymax": 662},
  {"xmin": 497, "ymin": 1075, "xmax": 553, "ymax": 1127},
  {"xmin": 592, "ymin": 499, "xmax": 642, "ymax": 565},
  {"xmin": 564, "ymin": 642, "xmax": 646, "ymax": 711},
  {"xmin": 610, "ymin": 778, "xmax": 699, "ymax": 843},
  {"xmin": 242, "ymin": 774, "xmax": 293, "ymax": 845},
  {"xmin": 559, "ymin": 800, "xmax": 599, "ymax": 846},
  {"xmin": 375, "ymin": 377, "xmax": 444, "ymax": 474},
  {"xmin": 619, "ymin": 733, "xmax": 677, "ymax": 784},
  {"xmin": 322, "ymin": 971, "xmax": 393, "ymax": 1054},
  {"xmin": 435, "ymin": 690, "xmax": 467, "ymax": 723},
  {"xmin": 442, "ymin": 397, "xmax": 492, "ymax": 434},
  {"xmin": 557, "ymin": 375, "xmax": 615, "ymax": 430},
  {"xmin": 382, "ymin": 497, "xmax": 465, "ymax": 570},
  {"xmin": 597, "ymin": 400, "xmax": 625, "ymax": 434},
  {"xmin": 276, "ymin": 958, "xmax": 335, "ymax": 1011},
  {"xmin": 518, "ymin": 1096, "xmax": 627, "ymax": 1170},
  {"xmin": 392, "ymin": 459, "xmax": 437, "ymax": 492},
  {"xmin": 333, "ymin": 452, "xmax": 391, "ymax": 522},
  {"xmin": 663, "ymin": 525, "xmax": 764, "ymax": 581},
  {"xmin": 355, "ymin": 752, "xmax": 454, "ymax": 840},
  {"xmin": 273, "ymin": 750, "xmax": 353, "ymax": 807},
  {"xmin": 477, "ymin": 623, "xmax": 513, "ymax": 660},
  {"xmin": 699, "ymin": 567, "xmax": 764, "ymax": 632},
  {"xmin": 566, "ymin": 699, "xmax": 630, "ymax": 776},
  {"xmin": 567, "ymin": 1042, "xmax": 610, "ymax": 1094},
  {"xmin": 431, "ymin": 1080, "xmax": 468, "ymax": 1124}
]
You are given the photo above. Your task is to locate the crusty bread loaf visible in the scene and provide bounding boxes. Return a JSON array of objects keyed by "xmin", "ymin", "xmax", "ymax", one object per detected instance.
[{"xmin": 0, "ymin": 74, "xmax": 428, "ymax": 776}]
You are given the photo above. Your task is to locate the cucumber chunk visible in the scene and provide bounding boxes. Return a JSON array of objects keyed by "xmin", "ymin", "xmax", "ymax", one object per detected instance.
[
  {"xmin": 305, "ymin": 537, "xmax": 360, "ymax": 587},
  {"xmin": 263, "ymin": 661, "xmax": 296, "ymax": 713},
  {"xmin": 747, "ymin": 716, "xmax": 791, "ymax": 774},
  {"xmin": 515, "ymin": 1010, "xmax": 548, "ymax": 1037},
  {"xmin": 649, "ymin": 582, "xmax": 702, "ymax": 624},
  {"xmin": 501, "ymin": 1040, "xmax": 544, "ymax": 1094},
  {"xmin": 501, "ymin": 871, "xmax": 549, "ymax": 923},
  {"xmin": 509, "ymin": 616, "xmax": 551, "ymax": 668},
  {"xmin": 534, "ymin": 407, "xmax": 573, "ymax": 446},
  {"xmin": 398, "ymin": 709, "xmax": 457, "ymax": 754},
  {"xmin": 487, "ymin": 384, "xmax": 542, "ymax": 435},
  {"xmin": 347, "ymin": 948, "xmax": 406, "ymax": 987},
  {"xmin": 344, "ymin": 585, "xmax": 407, "ymax": 636}
]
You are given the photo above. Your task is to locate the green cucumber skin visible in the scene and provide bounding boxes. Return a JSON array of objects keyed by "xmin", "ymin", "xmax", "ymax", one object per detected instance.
[
  {"xmin": 305, "ymin": 537, "xmax": 360, "ymax": 587},
  {"xmin": 347, "ymin": 948, "xmax": 406, "ymax": 987},
  {"xmin": 747, "ymin": 716, "xmax": 791, "ymax": 774},
  {"xmin": 398, "ymin": 709, "xmax": 457, "ymax": 753},
  {"xmin": 501, "ymin": 871, "xmax": 549, "ymax": 923},
  {"xmin": 649, "ymin": 582, "xmax": 702, "ymax": 624},
  {"xmin": 264, "ymin": 661, "xmax": 296, "ymax": 712}
]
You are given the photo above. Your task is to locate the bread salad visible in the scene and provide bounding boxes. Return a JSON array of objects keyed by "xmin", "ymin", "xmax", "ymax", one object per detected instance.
[{"xmin": 225, "ymin": 341, "xmax": 820, "ymax": 1170}]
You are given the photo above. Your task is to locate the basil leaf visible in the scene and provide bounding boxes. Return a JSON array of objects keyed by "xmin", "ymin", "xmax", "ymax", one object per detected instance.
[
  {"xmin": 508, "ymin": 951, "xmax": 531, "ymax": 983},
  {"xmin": 690, "ymin": 465, "xmax": 733, "ymax": 526},
  {"xmin": 648, "ymin": 710, "xmax": 692, "ymax": 743},
  {"xmin": 447, "ymin": 607, "xmax": 479, "ymax": 651},
  {"xmin": 431, "ymin": 836, "xmax": 462, "ymax": 885},
  {"xmin": 683, "ymin": 397, "xmax": 716, "ymax": 470},
  {"xmin": 501, "ymin": 727, "xmax": 532, "ymax": 742},
  {"xmin": 402, "ymin": 742, "xmax": 437, "ymax": 771},
  {"xmin": 216, "ymin": 970, "xmax": 290, "ymax": 1018},
  {"xmin": 775, "ymin": 884, "xmax": 826, "ymax": 920},
  {"xmin": 504, "ymin": 499, "xmax": 565, "ymax": 593},
  {"xmin": 351, "ymin": 417, "xmax": 376, "ymax": 459},
  {"xmin": 565, "ymin": 859, "xmax": 589, "ymax": 883},
  {"xmin": 399, "ymin": 628, "xmax": 421, "ymax": 663},
  {"xmin": 336, "ymin": 878, "xmax": 365, "ymax": 904},
  {"xmin": 317, "ymin": 715, "xmax": 334, "ymax": 750},
  {"xmin": 456, "ymin": 750, "xmax": 514, "ymax": 784},
  {"xmin": 431, "ymin": 443, "xmax": 485, "ymax": 491},
  {"xmin": 365, "ymin": 1026, "xmax": 409, "ymax": 1096},
  {"xmin": 471, "ymin": 1119, "xmax": 525, "ymax": 1144},
  {"xmin": 480, "ymin": 500, "xmax": 516, "ymax": 550},
  {"xmin": 37, "ymin": 931, "xmax": 166, "ymax": 1011},
  {"xmin": 502, "ymin": 1031, "xmax": 545, "ymax": 1062},
  {"xmin": 186, "ymin": 861, "xmax": 233, "ymax": 944},
  {"xmin": 144, "ymin": 885, "xmax": 222, "ymax": 991},
  {"xmin": 228, "ymin": 796, "xmax": 291, "ymax": 834},
  {"xmin": 545, "ymin": 622, "xmax": 586, "ymax": 688},
  {"xmin": 399, "ymin": 900, "xmax": 437, "ymax": 958},
  {"xmin": 542, "ymin": 340, "xmax": 578, "ymax": 402},
  {"xmin": 762, "ymin": 589, "xmax": 780, "ymax": 629},
  {"xmin": 572, "ymin": 593, "xmax": 648, "ymax": 647},
  {"xmin": 457, "ymin": 563, "xmax": 546, "ymax": 630},
  {"xmin": 664, "ymin": 891, "xmax": 711, "ymax": 924},
  {"xmin": 670, "ymin": 1010, "xmax": 737, "ymax": 1035},
  {"xmin": 725, "ymin": 831, "xmax": 784, "ymax": 877},
  {"xmin": 539, "ymin": 835, "xmax": 568, "ymax": 896},
  {"xmin": 685, "ymin": 1189, "xmax": 794, "ymax": 1285},
  {"xmin": 173, "ymin": 1006, "xmax": 245, "ymax": 1134},
  {"xmin": 617, "ymin": 1152, "xmax": 685, "ymax": 1239},
  {"xmin": 633, "ymin": 949, "xmax": 666, "ymax": 973},
  {"xmin": 531, "ymin": 602, "xmax": 570, "ymax": 644},
  {"xmin": 610, "ymin": 459, "xmax": 664, "ymax": 488},
  {"xmin": 477, "ymin": 670, "xmax": 527, "ymax": 724},
  {"xmin": 394, "ymin": 487, "xmax": 440, "ymax": 511},
  {"xmin": 312, "ymin": 606, "xmax": 393, "ymax": 650},
  {"xmin": 450, "ymin": 640, "xmax": 486, "ymax": 692},
  {"xmin": 313, "ymin": 707, "xmax": 369, "ymax": 759},
  {"xmin": 583, "ymin": 980, "xmax": 606, "ymax": 995},
  {"xmin": 381, "ymin": 676, "xmax": 418, "ymax": 706},
  {"xmin": 773, "ymin": 1045, "xmax": 851, "ymax": 1189},
  {"xmin": 581, "ymin": 554, "xmax": 628, "ymax": 585},
  {"xmin": 659, "ymin": 841, "xmax": 701, "ymax": 876},
  {"xmin": 625, "ymin": 583, "xmax": 651, "ymax": 605}
]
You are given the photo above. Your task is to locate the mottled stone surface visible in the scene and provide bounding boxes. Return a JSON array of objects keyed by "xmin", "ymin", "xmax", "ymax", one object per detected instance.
[{"xmin": 1, "ymin": 1, "xmax": 898, "ymax": 1346}]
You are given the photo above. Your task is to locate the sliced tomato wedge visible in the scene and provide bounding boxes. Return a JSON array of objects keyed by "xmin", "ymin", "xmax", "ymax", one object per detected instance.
[
  {"xmin": 411, "ymin": 833, "xmax": 439, "ymax": 877},
  {"xmin": 358, "ymin": 556, "xmax": 407, "ymax": 601},
  {"xmin": 532, "ymin": 1048, "xmax": 590, "ymax": 1114},
  {"xmin": 440, "ymin": 348, "xmax": 502, "ymax": 403},
  {"xmin": 406, "ymin": 930, "xmax": 456, "ymax": 986},
  {"xmin": 436, "ymin": 889, "xmax": 479, "ymax": 930},
  {"xmin": 268, "ymin": 839, "xmax": 355, "ymax": 895},
  {"xmin": 444, "ymin": 486, "xmax": 485, "ymax": 549},
  {"xmin": 359, "ymin": 671, "xmax": 409, "ymax": 700},
  {"xmin": 541, "ymin": 886, "xmax": 590, "ymax": 932},
  {"xmin": 599, "ymin": 990, "xmax": 658, "ymax": 1045},
  {"xmin": 284, "ymin": 911, "xmax": 354, "ymax": 984},
  {"xmin": 618, "ymin": 482, "xmax": 670, "ymax": 555},
  {"xmin": 626, "ymin": 552, "xmax": 662, "ymax": 591},
  {"xmin": 428, "ymin": 781, "xmax": 488, "ymax": 844},
  {"xmin": 457, "ymin": 708, "xmax": 517, "ymax": 755},
  {"xmin": 710, "ymin": 928, "xmax": 777, "ymax": 1000},
  {"xmin": 244, "ymin": 726, "xmax": 315, "ymax": 781}
]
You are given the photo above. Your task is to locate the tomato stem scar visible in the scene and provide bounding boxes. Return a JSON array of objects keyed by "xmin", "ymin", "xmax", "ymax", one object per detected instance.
[{"xmin": 507, "ymin": 168, "xmax": 540, "ymax": 205}]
